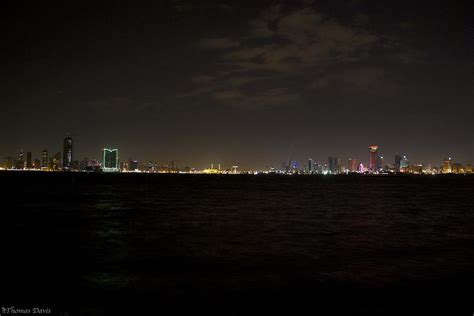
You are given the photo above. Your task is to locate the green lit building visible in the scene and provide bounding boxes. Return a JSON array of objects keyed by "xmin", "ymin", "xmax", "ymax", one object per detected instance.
[{"xmin": 102, "ymin": 148, "xmax": 119, "ymax": 172}]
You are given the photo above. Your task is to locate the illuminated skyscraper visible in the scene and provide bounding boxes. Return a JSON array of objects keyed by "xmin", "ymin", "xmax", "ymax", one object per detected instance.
[
  {"xmin": 327, "ymin": 157, "xmax": 339, "ymax": 174},
  {"xmin": 63, "ymin": 136, "xmax": 73, "ymax": 170},
  {"xmin": 442, "ymin": 158, "xmax": 452, "ymax": 174},
  {"xmin": 102, "ymin": 148, "xmax": 119, "ymax": 172},
  {"xmin": 369, "ymin": 146, "xmax": 378, "ymax": 172},
  {"xmin": 376, "ymin": 156, "xmax": 384, "ymax": 171},
  {"xmin": 42, "ymin": 149, "xmax": 48, "ymax": 169},
  {"xmin": 328, "ymin": 157, "xmax": 335, "ymax": 174},
  {"xmin": 400, "ymin": 155, "xmax": 409, "ymax": 171},
  {"xmin": 348, "ymin": 158, "xmax": 357, "ymax": 172}
]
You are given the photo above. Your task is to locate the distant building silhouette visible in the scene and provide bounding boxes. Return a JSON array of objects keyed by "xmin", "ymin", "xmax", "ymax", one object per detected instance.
[
  {"xmin": 26, "ymin": 151, "xmax": 32, "ymax": 169},
  {"xmin": 328, "ymin": 157, "xmax": 338, "ymax": 174},
  {"xmin": 376, "ymin": 156, "xmax": 384, "ymax": 172},
  {"xmin": 394, "ymin": 154, "xmax": 402, "ymax": 172},
  {"xmin": 42, "ymin": 149, "xmax": 49, "ymax": 169},
  {"xmin": 400, "ymin": 155, "xmax": 409, "ymax": 172},
  {"xmin": 129, "ymin": 160, "xmax": 139, "ymax": 171},
  {"xmin": 63, "ymin": 135, "xmax": 73, "ymax": 170},
  {"xmin": 16, "ymin": 149, "xmax": 24, "ymax": 169},
  {"xmin": 308, "ymin": 159, "xmax": 314, "ymax": 173}
]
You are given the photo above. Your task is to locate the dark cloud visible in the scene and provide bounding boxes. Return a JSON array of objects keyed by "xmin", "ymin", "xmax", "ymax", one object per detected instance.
[
  {"xmin": 191, "ymin": 3, "xmax": 414, "ymax": 109},
  {"xmin": 309, "ymin": 67, "xmax": 392, "ymax": 92},
  {"xmin": 198, "ymin": 37, "xmax": 240, "ymax": 50}
]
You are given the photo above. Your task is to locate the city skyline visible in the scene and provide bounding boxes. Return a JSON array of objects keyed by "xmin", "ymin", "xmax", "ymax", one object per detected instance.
[
  {"xmin": 2, "ymin": 1, "xmax": 473, "ymax": 169},
  {"xmin": 1, "ymin": 2, "xmax": 473, "ymax": 313},
  {"xmin": 2, "ymin": 134, "xmax": 472, "ymax": 173}
]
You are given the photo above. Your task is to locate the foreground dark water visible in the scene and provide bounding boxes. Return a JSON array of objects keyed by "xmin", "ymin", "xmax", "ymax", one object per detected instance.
[{"xmin": 1, "ymin": 172, "xmax": 473, "ymax": 315}]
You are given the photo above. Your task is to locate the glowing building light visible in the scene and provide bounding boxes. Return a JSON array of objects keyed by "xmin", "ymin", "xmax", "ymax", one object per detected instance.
[
  {"xmin": 102, "ymin": 148, "xmax": 119, "ymax": 172},
  {"xmin": 369, "ymin": 145, "xmax": 378, "ymax": 172}
]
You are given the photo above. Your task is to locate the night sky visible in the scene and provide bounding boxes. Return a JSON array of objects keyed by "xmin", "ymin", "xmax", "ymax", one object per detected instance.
[{"xmin": 2, "ymin": 0, "xmax": 473, "ymax": 169}]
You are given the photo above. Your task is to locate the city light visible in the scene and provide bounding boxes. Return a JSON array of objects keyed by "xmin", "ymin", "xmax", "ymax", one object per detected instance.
[{"xmin": 1, "ymin": 138, "xmax": 472, "ymax": 175}]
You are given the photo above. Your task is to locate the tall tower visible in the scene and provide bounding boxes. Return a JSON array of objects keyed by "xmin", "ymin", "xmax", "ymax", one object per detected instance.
[
  {"xmin": 369, "ymin": 146, "xmax": 378, "ymax": 172},
  {"xmin": 348, "ymin": 158, "xmax": 357, "ymax": 172},
  {"xmin": 328, "ymin": 157, "xmax": 335, "ymax": 174},
  {"xmin": 394, "ymin": 154, "xmax": 402, "ymax": 172},
  {"xmin": 26, "ymin": 152, "xmax": 32, "ymax": 169},
  {"xmin": 400, "ymin": 155, "xmax": 409, "ymax": 170},
  {"xmin": 63, "ymin": 135, "xmax": 73, "ymax": 170},
  {"xmin": 42, "ymin": 149, "xmax": 49, "ymax": 169},
  {"xmin": 17, "ymin": 149, "xmax": 24, "ymax": 169},
  {"xmin": 376, "ymin": 156, "xmax": 384, "ymax": 171}
]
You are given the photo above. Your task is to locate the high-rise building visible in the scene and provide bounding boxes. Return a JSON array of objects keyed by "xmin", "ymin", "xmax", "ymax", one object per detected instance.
[
  {"xmin": 308, "ymin": 159, "xmax": 314, "ymax": 173},
  {"xmin": 376, "ymin": 156, "xmax": 384, "ymax": 172},
  {"xmin": 442, "ymin": 158, "xmax": 452, "ymax": 174},
  {"xmin": 42, "ymin": 150, "xmax": 49, "ymax": 169},
  {"xmin": 17, "ymin": 149, "xmax": 24, "ymax": 169},
  {"xmin": 394, "ymin": 154, "xmax": 402, "ymax": 172},
  {"xmin": 400, "ymin": 155, "xmax": 409, "ymax": 172},
  {"xmin": 63, "ymin": 136, "xmax": 73, "ymax": 170},
  {"xmin": 129, "ymin": 160, "xmax": 139, "ymax": 172},
  {"xmin": 348, "ymin": 158, "xmax": 357, "ymax": 172},
  {"xmin": 328, "ymin": 157, "xmax": 335, "ymax": 174},
  {"xmin": 369, "ymin": 146, "xmax": 378, "ymax": 172},
  {"xmin": 102, "ymin": 148, "xmax": 119, "ymax": 172},
  {"xmin": 327, "ymin": 157, "xmax": 339, "ymax": 174},
  {"xmin": 26, "ymin": 152, "xmax": 32, "ymax": 169}
]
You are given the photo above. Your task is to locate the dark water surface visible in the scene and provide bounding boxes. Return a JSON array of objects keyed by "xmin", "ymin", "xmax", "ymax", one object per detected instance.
[{"xmin": 1, "ymin": 172, "xmax": 473, "ymax": 315}]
